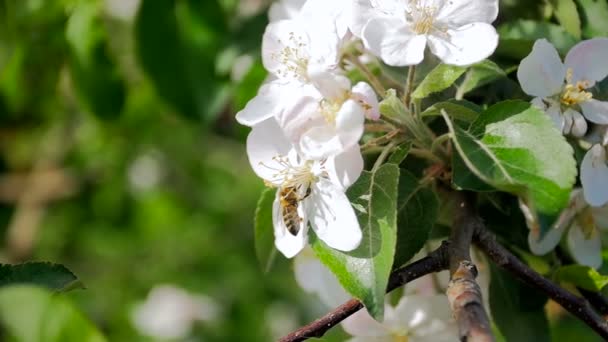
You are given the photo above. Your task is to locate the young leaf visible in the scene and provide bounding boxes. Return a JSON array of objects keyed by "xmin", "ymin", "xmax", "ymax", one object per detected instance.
[
  {"xmin": 412, "ymin": 64, "xmax": 467, "ymax": 100},
  {"xmin": 421, "ymin": 100, "xmax": 481, "ymax": 123},
  {"xmin": 550, "ymin": 0, "xmax": 582, "ymax": 38},
  {"xmin": 554, "ymin": 265, "xmax": 608, "ymax": 291},
  {"xmin": 576, "ymin": 0, "xmax": 608, "ymax": 37},
  {"xmin": 393, "ymin": 170, "xmax": 438, "ymax": 269},
  {"xmin": 311, "ymin": 164, "xmax": 399, "ymax": 320},
  {"xmin": 387, "ymin": 143, "xmax": 410, "ymax": 165},
  {"xmin": 490, "ymin": 265, "xmax": 551, "ymax": 342},
  {"xmin": 66, "ymin": 2, "xmax": 125, "ymax": 119},
  {"xmin": 458, "ymin": 60, "xmax": 507, "ymax": 95},
  {"xmin": 0, "ymin": 286, "xmax": 106, "ymax": 342},
  {"xmin": 444, "ymin": 101, "xmax": 577, "ymax": 215},
  {"xmin": 0, "ymin": 262, "xmax": 83, "ymax": 292},
  {"xmin": 254, "ymin": 188, "xmax": 277, "ymax": 273}
]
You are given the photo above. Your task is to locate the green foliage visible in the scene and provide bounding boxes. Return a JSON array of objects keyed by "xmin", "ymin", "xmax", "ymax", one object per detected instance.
[
  {"xmin": 254, "ymin": 188, "xmax": 277, "ymax": 273},
  {"xmin": 412, "ymin": 64, "xmax": 467, "ymax": 100},
  {"xmin": 0, "ymin": 262, "xmax": 82, "ymax": 291},
  {"xmin": 421, "ymin": 100, "xmax": 481, "ymax": 123},
  {"xmin": 66, "ymin": 2, "xmax": 125, "ymax": 119},
  {"xmin": 490, "ymin": 265, "xmax": 551, "ymax": 342},
  {"xmin": 312, "ymin": 164, "xmax": 399, "ymax": 320},
  {"xmin": 497, "ymin": 20, "xmax": 578, "ymax": 59},
  {"xmin": 576, "ymin": 0, "xmax": 608, "ymax": 37},
  {"xmin": 458, "ymin": 60, "xmax": 507, "ymax": 96},
  {"xmin": 445, "ymin": 101, "xmax": 577, "ymax": 215},
  {"xmin": 135, "ymin": 0, "xmax": 228, "ymax": 121},
  {"xmin": 554, "ymin": 265, "xmax": 608, "ymax": 291},
  {"xmin": 550, "ymin": 0, "xmax": 582, "ymax": 38},
  {"xmin": 0, "ymin": 286, "xmax": 105, "ymax": 342},
  {"xmin": 393, "ymin": 170, "xmax": 438, "ymax": 269}
]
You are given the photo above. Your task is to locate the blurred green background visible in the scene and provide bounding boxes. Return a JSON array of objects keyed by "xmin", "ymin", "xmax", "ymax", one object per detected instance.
[{"xmin": 0, "ymin": 0, "xmax": 605, "ymax": 341}]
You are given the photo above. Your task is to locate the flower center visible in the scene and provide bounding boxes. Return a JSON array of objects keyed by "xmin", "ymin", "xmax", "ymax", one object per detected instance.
[
  {"xmin": 561, "ymin": 68, "xmax": 593, "ymax": 106},
  {"xmin": 262, "ymin": 155, "xmax": 317, "ymax": 190},
  {"xmin": 319, "ymin": 91, "xmax": 350, "ymax": 124},
  {"xmin": 272, "ymin": 32, "xmax": 309, "ymax": 81},
  {"xmin": 576, "ymin": 207, "xmax": 598, "ymax": 240},
  {"xmin": 392, "ymin": 334, "xmax": 409, "ymax": 342},
  {"xmin": 406, "ymin": 0, "xmax": 440, "ymax": 35}
]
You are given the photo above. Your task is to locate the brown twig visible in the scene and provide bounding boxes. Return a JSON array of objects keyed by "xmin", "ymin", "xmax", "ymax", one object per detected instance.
[
  {"xmin": 278, "ymin": 242, "xmax": 450, "ymax": 342},
  {"xmin": 474, "ymin": 227, "xmax": 608, "ymax": 339},
  {"xmin": 447, "ymin": 195, "xmax": 495, "ymax": 342},
  {"xmin": 578, "ymin": 288, "xmax": 608, "ymax": 320}
]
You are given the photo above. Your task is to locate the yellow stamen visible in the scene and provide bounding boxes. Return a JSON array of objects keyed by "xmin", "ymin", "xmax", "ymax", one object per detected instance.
[{"xmin": 561, "ymin": 68, "xmax": 593, "ymax": 106}]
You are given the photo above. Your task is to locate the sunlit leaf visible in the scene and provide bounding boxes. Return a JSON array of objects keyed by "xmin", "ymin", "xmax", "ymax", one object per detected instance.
[
  {"xmin": 0, "ymin": 262, "xmax": 83, "ymax": 292},
  {"xmin": 312, "ymin": 164, "xmax": 399, "ymax": 320},
  {"xmin": 550, "ymin": 0, "xmax": 582, "ymax": 38},
  {"xmin": 412, "ymin": 64, "xmax": 467, "ymax": 100},
  {"xmin": 555, "ymin": 265, "xmax": 608, "ymax": 291}
]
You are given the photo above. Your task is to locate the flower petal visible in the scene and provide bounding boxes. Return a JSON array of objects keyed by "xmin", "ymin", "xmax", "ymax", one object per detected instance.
[
  {"xmin": 581, "ymin": 145, "xmax": 608, "ymax": 207},
  {"xmin": 580, "ymin": 99, "xmax": 608, "ymax": 124},
  {"xmin": 350, "ymin": 0, "xmax": 403, "ymax": 37},
  {"xmin": 336, "ymin": 99, "xmax": 365, "ymax": 148},
  {"xmin": 236, "ymin": 80, "xmax": 301, "ymax": 126},
  {"xmin": 341, "ymin": 308, "xmax": 388, "ymax": 337},
  {"xmin": 307, "ymin": 69, "xmax": 351, "ymax": 101},
  {"xmin": 293, "ymin": 249, "xmax": 350, "ymax": 308},
  {"xmin": 545, "ymin": 103, "xmax": 565, "ymax": 131},
  {"xmin": 592, "ymin": 205, "xmax": 608, "ymax": 230},
  {"xmin": 351, "ymin": 82, "xmax": 380, "ymax": 120},
  {"xmin": 527, "ymin": 223, "xmax": 566, "ymax": 255},
  {"xmin": 517, "ymin": 39, "xmax": 566, "ymax": 98},
  {"xmin": 565, "ymin": 38, "xmax": 608, "ymax": 86},
  {"xmin": 362, "ymin": 17, "xmax": 425, "ymax": 66},
  {"xmin": 268, "ymin": 0, "xmax": 306, "ymax": 21},
  {"xmin": 262, "ymin": 20, "xmax": 310, "ymax": 80},
  {"xmin": 567, "ymin": 222, "xmax": 602, "ymax": 269},
  {"xmin": 427, "ymin": 23, "xmax": 498, "ymax": 66},
  {"xmin": 563, "ymin": 108, "xmax": 588, "ymax": 137},
  {"xmin": 273, "ymin": 194, "xmax": 308, "ymax": 258},
  {"xmin": 299, "ymin": 126, "xmax": 344, "ymax": 160},
  {"xmin": 326, "ymin": 145, "xmax": 364, "ymax": 190},
  {"xmin": 246, "ymin": 119, "xmax": 294, "ymax": 183},
  {"xmin": 436, "ymin": 0, "xmax": 499, "ymax": 26},
  {"xmin": 308, "ymin": 179, "xmax": 362, "ymax": 251}
]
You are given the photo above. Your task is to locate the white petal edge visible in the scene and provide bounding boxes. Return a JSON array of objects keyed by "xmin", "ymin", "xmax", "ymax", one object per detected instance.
[
  {"xmin": 362, "ymin": 17, "xmax": 426, "ymax": 66},
  {"xmin": 307, "ymin": 179, "xmax": 362, "ymax": 251},
  {"xmin": 428, "ymin": 22, "xmax": 498, "ymax": 66},
  {"xmin": 352, "ymin": 82, "xmax": 380, "ymax": 120},
  {"xmin": 581, "ymin": 145, "xmax": 608, "ymax": 207},
  {"xmin": 565, "ymin": 38, "xmax": 608, "ymax": 86},
  {"xmin": 436, "ymin": 0, "xmax": 499, "ymax": 26},
  {"xmin": 517, "ymin": 39, "xmax": 566, "ymax": 98},
  {"xmin": 567, "ymin": 222, "xmax": 602, "ymax": 269},
  {"xmin": 246, "ymin": 118, "xmax": 294, "ymax": 183},
  {"xmin": 580, "ymin": 99, "xmax": 608, "ymax": 125},
  {"xmin": 528, "ymin": 223, "xmax": 566, "ymax": 255},
  {"xmin": 273, "ymin": 195, "xmax": 308, "ymax": 258},
  {"xmin": 326, "ymin": 145, "xmax": 364, "ymax": 190}
]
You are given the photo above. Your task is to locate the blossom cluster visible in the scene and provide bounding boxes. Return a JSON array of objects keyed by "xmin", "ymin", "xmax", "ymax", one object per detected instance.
[
  {"xmin": 238, "ymin": 0, "xmax": 500, "ymax": 258},
  {"xmin": 517, "ymin": 38, "xmax": 608, "ymax": 266}
]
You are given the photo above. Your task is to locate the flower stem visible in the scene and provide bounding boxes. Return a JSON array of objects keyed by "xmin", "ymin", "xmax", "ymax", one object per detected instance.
[
  {"xmin": 346, "ymin": 54, "xmax": 386, "ymax": 96},
  {"xmin": 403, "ymin": 65, "xmax": 417, "ymax": 107},
  {"xmin": 372, "ymin": 141, "xmax": 397, "ymax": 172}
]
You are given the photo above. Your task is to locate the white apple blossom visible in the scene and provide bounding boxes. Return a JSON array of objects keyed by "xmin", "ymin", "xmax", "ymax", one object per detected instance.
[
  {"xmin": 341, "ymin": 295, "xmax": 457, "ymax": 342},
  {"xmin": 517, "ymin": 38, "xmax": 608, "ymax": 137},
  {"xmin": 131, "ymin": 285, "xmax": 220, "ymax": 340},
  {"xmin": 352, "ymin": 0, "xmax": 499, "ymax": 66},
  {"xmin": 581, "ymin": 128, "xmax": 608, "ymax": 206},
  {"xmin": 294, "ymin": 247, "xmax": 351, "ymax": 307},
  {"xmin": 523, "ymin": 190, "xmax": 608, "ymax": 268},
  {"xmin": 268, "ymin": 0, "xmax": 306, "ymax": 22},
  {"xmin": 247, "ymin": 119, "xmax": 363, "ymax": 258}
]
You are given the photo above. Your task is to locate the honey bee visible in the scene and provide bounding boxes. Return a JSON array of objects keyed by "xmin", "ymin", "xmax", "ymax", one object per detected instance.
[{"xmin": 279, "ymin": 185, "xmax": 311, "ymax": 236}]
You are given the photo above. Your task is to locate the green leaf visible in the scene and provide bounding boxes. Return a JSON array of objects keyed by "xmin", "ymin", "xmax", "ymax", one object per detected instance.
[
  {"xmin": 135, "ymin": 0, "xmax": 227, "ymax": 121},
  {"xmin": 555, "ymin": 265, "xmax": 608, "ymax": 291},
  {"xmin": 576, "ymin": 0, "xmax": 608, "ymax": 37},
  {"xmin": 312, "ymin": 164, "xmax": 399, "ymax": 320},
  {"xmin": 0, "ymin": 262, "xmax": 83, "ymax": 292},
  {"xmin": 452, "ymin": 151, "xmax": 495, "ymax": 192},
  {"xmin": 458, "ymin": 60, "xmax": 507, "ymax": 95},
  {"xmin": 0, "ymin": 286, "xmax": 105, "ymax": 342},
  {"xmin": 66, "ymin": 2, "xmax": 125, "ymax": 119},
  {"xmin": 444, "ymin": 101, "xmax": 577, "ymax": 215},
  {"xmin": 387, "ymin": 144, "xmax": 410, "ymax": 165},
  {"xmin": 497, "ymin": 20, "xmax": 578, "ymax": 60},
  {"xmin": 550, "ymin": 0, "xmax": 582, "ymax": 38},
  {"xmin": 412, "ymin": 64, "xmax": 467, "ymax": 100},
  {"xmin": 421, "ymin": 100, "xmax": 481, "ymax": 123},
  {"xmin": 254, "ymin": 188, "xmax": 277, "ymax": 273},
  {"xmin": 490, "ymin": 265, "xmax": 551, "ymax": 342},
  {"xmin": 393, "ymin": 170, "xmax": 438, "ymax": 269}
]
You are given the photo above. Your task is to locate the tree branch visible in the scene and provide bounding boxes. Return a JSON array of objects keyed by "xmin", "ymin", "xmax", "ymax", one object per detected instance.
[
  {"xmin": 474, "ymin": 226, "xmax": 608, "ymax": 339},
  {"xmin": 278, "ymin": 242, "xmax": 450, "ymax": 342},
  {"xmin": 447, "ymin": 196, "xmax": 495, "ymax": 342}
]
